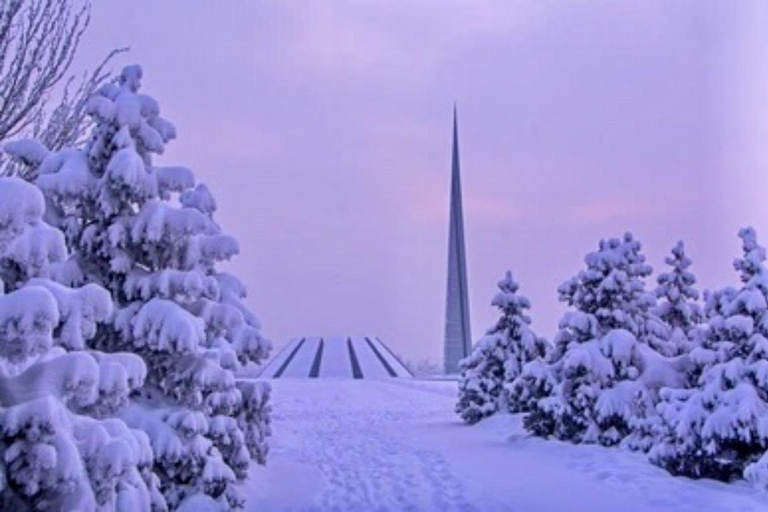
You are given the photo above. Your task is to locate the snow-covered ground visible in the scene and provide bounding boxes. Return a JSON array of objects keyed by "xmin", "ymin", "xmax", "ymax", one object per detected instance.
[{"xmin": 245, "ymin": 379, "xmax": 768, "ymax": 512}]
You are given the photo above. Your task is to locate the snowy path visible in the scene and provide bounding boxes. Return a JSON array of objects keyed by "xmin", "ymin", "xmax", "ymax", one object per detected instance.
[{"xmin": 246, "ymin": 379, "xmax": 768, "ymax": 512}]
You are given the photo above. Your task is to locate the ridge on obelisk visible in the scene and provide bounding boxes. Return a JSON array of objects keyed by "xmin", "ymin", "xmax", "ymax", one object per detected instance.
[{"xmin": 443, "ymin": 105, "xmax": 472, "ymax": 374}]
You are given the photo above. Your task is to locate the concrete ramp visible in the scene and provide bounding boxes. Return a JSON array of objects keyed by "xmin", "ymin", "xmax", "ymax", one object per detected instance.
[{"xmin": 260, "ymin": 336, "xmax": 413, "ymax": 379}]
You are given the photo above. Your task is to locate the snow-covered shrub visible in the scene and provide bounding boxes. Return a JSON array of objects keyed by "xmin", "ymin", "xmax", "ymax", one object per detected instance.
[
  {"xmin": 0, "ymin": 177, "xmax": 161, "ymax": 510},
  {"xmin": 524, "ymin": 233, "xmax": 680, "ymax": 448},
  {"xmin": 403, "ymin": 357, "xmax": 443, "ymax": 377},
  {"xmin": 457, "ymin": 272, "xmax": 548, "ymax": 424},
  {"xmin": 654, "ymin": 241, "xmax": 702, "ymax": 356},
  {"xmin": 650, "ymin": 228, "xmax": 768, "ymax": 487},
  {"xmin": 12, "ymin": 65, "xmax": 271, "ymax": 509}
]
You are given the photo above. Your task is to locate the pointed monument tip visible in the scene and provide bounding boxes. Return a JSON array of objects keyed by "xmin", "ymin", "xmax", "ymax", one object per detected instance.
[{"xmin": 453, "ymin": 103, "xmax": 458, "ymax": 132}]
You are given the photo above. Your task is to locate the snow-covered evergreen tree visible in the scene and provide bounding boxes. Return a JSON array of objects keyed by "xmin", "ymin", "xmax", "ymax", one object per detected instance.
[
  {"xmin": 654, "ymin": 241, "xmax": 702, "ymax": 356},
  {"xmin": 650, "ymin": 227, "xmax": 768, "ymax": 487},
  {"xmin": 523, "ymin": 233, "xmax": 682, "ymax": 448},
  {"xmin": 456, "ymin": 272, "xmax": 548, "ymax": 424},
  {"xmin": 456, "ymin": 335, "xmax": 507, "ymax": 425},
  {"xmin": 13, "ymin": 65, "xmax": 272, "ymax": 509},
  {"xmin": 0, "ymin": 177, "xmax": 162, "ymax": 510},
  {"xmin": 687, "ymin": 286, "xmax": 737, "ymax": 384}
]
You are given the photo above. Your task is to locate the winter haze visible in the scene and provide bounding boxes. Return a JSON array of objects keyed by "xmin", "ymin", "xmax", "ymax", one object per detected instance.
[{"xmin": 76, "ymin": 1, "xmax": 768, "ymax": 361}]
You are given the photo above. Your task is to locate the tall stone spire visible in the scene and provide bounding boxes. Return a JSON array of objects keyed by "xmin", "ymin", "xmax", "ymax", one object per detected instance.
[{"xmin": 443, "ymin": 105, "xmax": 472, "ymax": 374}]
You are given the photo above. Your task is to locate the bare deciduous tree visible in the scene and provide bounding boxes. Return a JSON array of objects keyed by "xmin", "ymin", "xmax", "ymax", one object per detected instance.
[{"xmin": 0, "ymin": 0, "xmax": 124, "ymax": 177}]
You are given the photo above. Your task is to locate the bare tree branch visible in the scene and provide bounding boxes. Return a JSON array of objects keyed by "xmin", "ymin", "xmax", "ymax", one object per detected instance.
[
  {"xmin": 0, "ymin": 0, "xmax": 90, "ymax": 139},
  {"xmin": 34, "ymin": 47, "xmax": 127, "ymax": 151},
  {"xmin": 0, "ymin": 0, "xmax": 125, "ymax": 178}
]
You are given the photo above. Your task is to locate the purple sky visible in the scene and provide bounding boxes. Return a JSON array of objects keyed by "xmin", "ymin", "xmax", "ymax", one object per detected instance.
[{"xmin": 75, "ymin": 1, "xmax": 768, "ymax": 362}]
